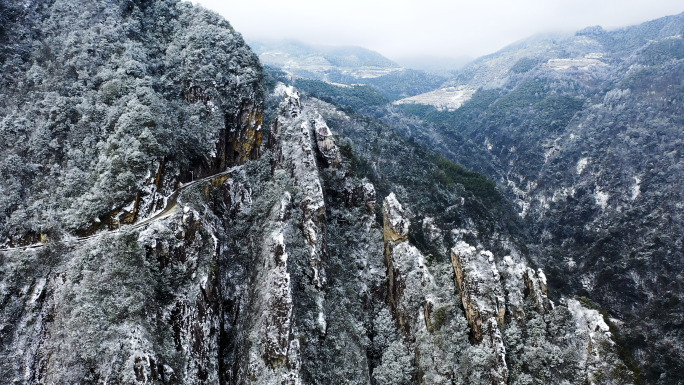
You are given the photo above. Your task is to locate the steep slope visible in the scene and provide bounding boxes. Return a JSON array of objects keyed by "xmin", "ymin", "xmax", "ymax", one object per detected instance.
[
  {"xmin": 393, "ymin": 12, "xmax": 684, "ymax": 383},
  {"xmin": 268, "ymin": 91, "xmax": 631, "ymax": 385},
  {"xmin": 0, "ymin": 1, "xmax": 639, "ymax": 383},
  {"xmin": 0, "ymin": 79, "xmax": 629, "ymax": 384},
  {"xmin": 0, "ymin": 0, "xmax": 263, "ymax": 247}
]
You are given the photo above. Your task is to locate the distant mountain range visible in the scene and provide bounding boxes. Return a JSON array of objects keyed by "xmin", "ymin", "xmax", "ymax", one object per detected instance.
[
  {"xmin": 249, "ymin": 39, "xmax": 450, "ymax": 100},
  {"xmin": 249, "ymin": 39, "xmax": 400, "ymax": 78},
  {"xmin": 396, "ymin": 13, "xmax": 684, "ymax": 110},
  {"xmin": 259, "ymin": 11, "xmax": 684, "ymax": 383},
  {"xmin": 1, "ymin": 1, "xmax": 682, "ymax": 383}
]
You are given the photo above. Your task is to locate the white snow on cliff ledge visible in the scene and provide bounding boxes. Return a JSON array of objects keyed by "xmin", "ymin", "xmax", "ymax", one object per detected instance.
[{"xmin": 567, "ymin": 298, "xmax": 610, "ymax": 335}]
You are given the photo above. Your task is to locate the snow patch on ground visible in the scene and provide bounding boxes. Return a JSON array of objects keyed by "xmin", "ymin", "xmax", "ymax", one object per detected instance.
[
  {"xmin": 567, "ymin": 298, "xmax": 610, "ymax": 335},
  {"xmin": 452, "ymin": 241, "xmax": 477, "ymax": 257},
  {"xmin": 594, "ymin": 189, "xmax": 609, "ymax": 209},
  {"xmin": 30, "ymin": 278, "xmax": 46, "ymax": 304},
  {"xmin": 349, "ymin": 67, "xmax": 402, "ymax": 79},
  {"xmin": 484, "ymin": 137, "xmax": 493, "ymax": 151},
  {"xmin": 506, "ymin": 177, "xmax": 531, "ymax": 217},
  {"xmin": 393, "ymin": 86, "xmax": 477, "ymax": 111},
  {"xmin": 328, "ymin": 82, "xmax": 351, "ymax": 88},
  {"xmin": 546, "ymin": 57, "xmax": 607, "ymax": 71},
  {"xmin": 631, "ymin": 176, "xmax": 641, "ymax": 201},
  {"xmin": 581, "ymin": 273, "xmax": 596, "ymax": 291},
  {"xmin": 576, "ymin": 157, "xmax": 589, "ymax": 174},
  {"xmin": 552, "ymin": 187, "xmax": 576, "ymax": 203}
]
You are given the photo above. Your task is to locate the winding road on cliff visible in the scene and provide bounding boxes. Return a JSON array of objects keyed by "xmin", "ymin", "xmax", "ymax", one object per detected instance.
[{"xmin": 0, "ymin": 165, "xmax": 243, "ymax": 253}]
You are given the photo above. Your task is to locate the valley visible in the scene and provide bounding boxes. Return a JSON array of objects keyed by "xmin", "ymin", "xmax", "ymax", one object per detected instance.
[{"xmin": 0, "ymin": 1, "xmax": 682, "ymax": 383}]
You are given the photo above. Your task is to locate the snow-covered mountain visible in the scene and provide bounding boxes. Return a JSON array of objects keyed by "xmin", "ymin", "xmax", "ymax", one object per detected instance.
[
  {"xmin": 251, "ymin": 39, "xmax": 448, "ymax": 101},
  {"xmin": 250, "ymin": 39, "xmax": 401, "ymax": 79},
  {"xmin": 0, "ymin": 0, "xmax": 682, "ymax": 383}
]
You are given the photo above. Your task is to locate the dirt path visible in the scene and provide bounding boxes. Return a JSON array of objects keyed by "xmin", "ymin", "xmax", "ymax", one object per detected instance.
[{"xmin": 0, "ymin": 165, "xmax": 243, "ymax": 253}]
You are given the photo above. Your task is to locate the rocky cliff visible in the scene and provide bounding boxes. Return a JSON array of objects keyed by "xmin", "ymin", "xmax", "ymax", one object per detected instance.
[
  {"xmin": 1, "ymin": 81, "xmax": 633, "ymax": 383},
  {"xmin": 382, "ymin": 13, "xmax": 684, "ymax": 382},
  {"xmin": 0, "ymin": 0, "xmax": 642, "ymax": 383},
  {"xmin": 0, "ymin": 0, "xmax": 263, "ymax": 245}
]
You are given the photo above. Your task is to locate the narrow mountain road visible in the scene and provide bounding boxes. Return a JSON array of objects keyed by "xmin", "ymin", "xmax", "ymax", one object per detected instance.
[{"xmin": 0, "ymin": 165, "xmax": 243, "ymax": 253}]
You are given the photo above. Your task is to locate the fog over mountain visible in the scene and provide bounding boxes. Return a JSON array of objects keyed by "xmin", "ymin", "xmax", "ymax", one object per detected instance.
[
  {"xmin": 0, "ymin": 1, "xmax": 682, "ymax": 384},
  {"xmin": 193, "ymin": 0, "xmax": 683, "ymax": 61}
]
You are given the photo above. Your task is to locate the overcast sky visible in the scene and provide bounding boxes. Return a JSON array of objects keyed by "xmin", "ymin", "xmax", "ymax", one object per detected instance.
[{"xmin": 192, "ymin": 0, "xmax": 682, "ymax": 61}]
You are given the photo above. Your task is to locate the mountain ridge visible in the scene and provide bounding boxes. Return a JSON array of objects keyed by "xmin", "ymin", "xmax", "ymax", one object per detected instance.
[
  {"xmin": 251, "ymin": 39, "xmax": 449, "ymax": 101},
  {"xmin": 263, "ymin": 11, "xmax": 684, "ymax": 383},
  {"xmin": 0, "ymin": 1, "xmax": 681, "ymax": 383}
]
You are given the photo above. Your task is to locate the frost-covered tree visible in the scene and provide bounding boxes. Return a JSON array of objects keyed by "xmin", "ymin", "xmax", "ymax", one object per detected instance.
[{"xmin": 0, "ymin": 0, "xmax": 262, "ymax": 244}]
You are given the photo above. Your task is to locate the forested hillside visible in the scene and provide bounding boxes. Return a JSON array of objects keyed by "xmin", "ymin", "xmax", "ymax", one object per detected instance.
[
  {"xmin": 0, "ymin": 0, "xmax": 263, "ymax": 246},
  {"xmin": 389, "ymin": 13, "xmax": 684, "ymax": 383},
  {"xmin": 0, "ymin": 0, "xmax": 679, "ymax": 384}
]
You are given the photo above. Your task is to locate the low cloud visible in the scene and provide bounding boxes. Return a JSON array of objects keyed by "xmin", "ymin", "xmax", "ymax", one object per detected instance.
[{"xmin": 194, "ymin": 0, "xmax": 683, "ymax": 60}]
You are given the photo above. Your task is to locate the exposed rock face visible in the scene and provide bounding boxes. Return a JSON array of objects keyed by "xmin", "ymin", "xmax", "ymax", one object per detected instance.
[
  {"xmin": 373, "ymin": 14, "xmax": 684, "ymax": 381},
  {"xmin": 376, "ymin": 192, "xmax": 632, "ymax": 385},
  {"xmin": 382, "ymin": 193, "xmax": 433, "ymax": 334},
  {"xmin": 0, "ymin": 202, "xmax": 223, "ymax": 384},
  {"xmin": 270, "ymin": 86, "xmax": 331, "ymax": 294},
  {"xmin": 451, "ymin": 242, "xmax": 508, "ymax": 384},
  {"xmin": 0, "ymin": 78, "xmax": 635, "ymax": 384},
  {"xmin": 343, "ymin": 180, "xmax": 376, "ymax": 212},
  {"xmin": 381, "ymin": 192, "xmax": 411, "ymax": 331},
  {"xmin": 566, "ymin": 298, "xmax": 619, "ymax": 385},
  {"xmin": 312, "ymin": 114, "xmax": 342, "ymax": 168},
  {"xmin": 383, "ymin": 193, "xmax": 410, "ymax": 243},
  {"xmin": 451, "ymin": 242, "xmax": 506, "ymax": 340},
  {"xmin": 233, "ymin": 86, "xmax": 337, "ymax": 383},
  {"xmin": 0, "ymin": 0, "xmax": 643, "ymax": 382},
  {"xmin": 242, "ymin": 192, "xmax": 300, "ymax": 383},
  {"xmin": 218, "ymin": 102, "xmax": 264, "ymax": 171},
  {"xmin": 523, "ymin": 267, "xmax": 550, "ymax": 314}
]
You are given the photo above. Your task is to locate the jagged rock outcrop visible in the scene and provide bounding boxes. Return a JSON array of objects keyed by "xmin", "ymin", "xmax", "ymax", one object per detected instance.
[
  {"xmin": 383, "ymin": 193, "xmax": 410, "ymax": 244},
  {"xmin": 0, "ymin": 78, "xmax": 635, "ymax": 384},
  {"xmin": 377, "ymin": 190, "xmax": 632, "ymax": 385},
  {"xmin": 343, "ymin": 180, "xmax": 376, "ymax": 212},
  {"xmin": 451, "ymin": 242, "xmax": 506, "ymax": 338},
  {"xmin": 451, "ymin": 242, "xmax": 508, "ymax": 384},
  {"xmin": 312, "ymin": 115, "xmax": 342, "ymax": 168},
  {"xmin": 270, "ymin": 86, "xmax": 333, "ymax": 293},
  {"xmin": 382, "ymin": 193, "xmax": 435, "ymax": 335},
  {"xmin": 565, "ymin": 298, "xmax": 621, "ymax": 385},
  {"xmin": 0, "ymin": 0, "xmax": 641, "ymax": 382},
  {"xmin": 241, "ymin": 192, "xmax": 301, "ymax": 383},
  {"xmin": 523, "ymin": 267, "xmax": 550, "ymax": 314},
  {"xmin": 230, "ymin": 85, "xmax": 341, "ymax": 383},
  {"xmin": 372, "ymin": 14, "xmax": 684, "ymax": 381}
]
